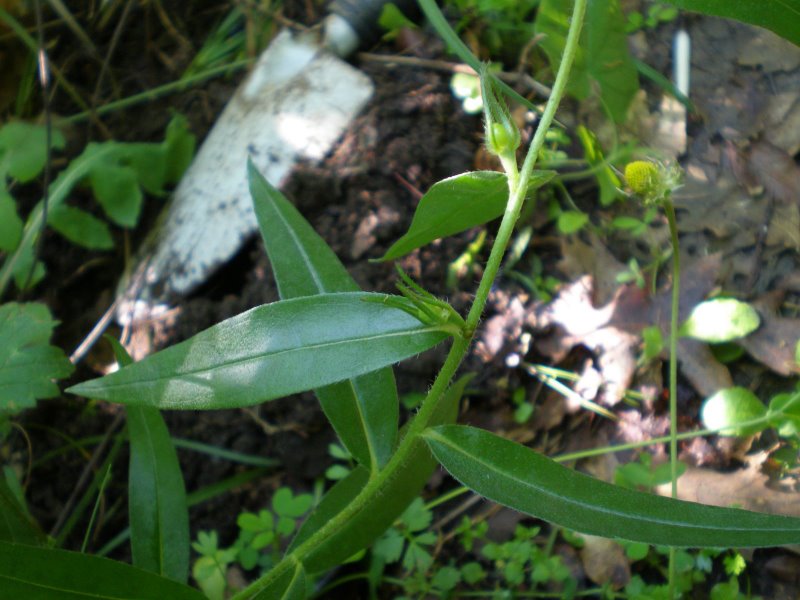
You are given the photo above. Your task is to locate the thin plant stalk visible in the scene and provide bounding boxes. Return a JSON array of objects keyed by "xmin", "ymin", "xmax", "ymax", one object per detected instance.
[
  {"xmin": 664, "ymin": 198, "xmax": 681, "ymax": 597},
  {"xmin": 231, "ymin": 1, "xmax": 588, "ymax": 597}
]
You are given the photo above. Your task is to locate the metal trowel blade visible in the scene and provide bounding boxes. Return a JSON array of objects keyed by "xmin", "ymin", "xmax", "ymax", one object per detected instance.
[{"xmin": 118, "ymin": 28, "xmax": 373, "ymax": 325}]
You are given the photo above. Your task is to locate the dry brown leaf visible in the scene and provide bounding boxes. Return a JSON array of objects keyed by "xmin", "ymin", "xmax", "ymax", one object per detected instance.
[
  {"xmin": 739, "ymin": 294, "xmax": 800, "ymax": 376},
  {"xmin": 762, "ymin": 94, "xmax": 800, "ymax": 155},
  {"xmin": 738, "ymin": 29, "xmax": 800, "ymax": 72},
  {"xmin": 767, "ymin": 203, "xmax": 800, "ymax": 250},
  {"xmin": 656, "ymin": 456, "xmax": 800, "ymax": 518},
  {"xmin": 531, "ymin": 253, "xmax": 731, "ymax": 402},
  {"xmin": 748, "ymin": 141, "xmax": 800, "ymax": 208},
  {"xmin": 579, "ymin": 535, "xmax": 630, "ymax": 589},
  {"xmin": 557, "ymin": 235, "xmax": 628, "ymax": 306}
]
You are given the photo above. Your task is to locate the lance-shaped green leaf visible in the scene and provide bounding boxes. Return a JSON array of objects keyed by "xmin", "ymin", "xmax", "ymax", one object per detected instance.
[
  {"xmin": 424, "ymin": 425, "xmax": 800, "ymax": 547},
  {"xmin": 0, "ymin": 541, "xmax": 205, "ymax": 599},
  {"xmin": 379, "ymin": 170, "xmax": 554, "ymax": 261},
  {"xmin": 296, "ymin": 374, "xmax": 472, "ymax": 574},
  {"xmin": 249, "ymin": 162, "xmax": 397, "ymax": 470},
  {"xmin": 105, "ymin": 336, "xmax": 190, "ymax": 582},
  {"xmin": 67, "ymin": 293, "xmax": 449, "ymax": 410},
  {"xmin": 663, "ymin": 0, "xmax": 800, "ymax": 47},
  {"xmin": 128, "ymin": 407, "xmax": 190, "ymax": 581},
  {"xmin": 0, "ymin": 477, "xmax": 45, "ymax": 546}
]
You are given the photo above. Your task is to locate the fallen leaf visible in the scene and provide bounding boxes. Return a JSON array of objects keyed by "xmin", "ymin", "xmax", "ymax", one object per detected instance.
[
  {"xmin": 761, "ymin": 93, "xmax": 800, "ymax": 155},
  {"xmin": 739, "ymin": 294, "xmax": 800, "ymax": 376},
  {"xmin": 579, "ymin": 535, "xmax": 630, "ymax": 589},
  {"xmin": 656, "ymin": 454, "xmax": 800, "ymax": 518},
  {"xmin": 747, "ymin": 141, "xmax": 800, "ymax": 208},
  {"xmin": 531, "ymin": 252, "xmax": 731, "ymax": 402},
  {"xmin": 767, "ymin": 203, "xmax": 800, "ymax": 250},
  {"xmin": 738, "ymin": 29, "xmax": 800, "ymax": 73}
]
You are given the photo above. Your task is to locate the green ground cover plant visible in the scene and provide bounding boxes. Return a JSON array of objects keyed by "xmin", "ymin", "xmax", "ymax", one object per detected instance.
[{"xmin": 3, "ymin": 0, "xmax": 800, "ymax": 598}]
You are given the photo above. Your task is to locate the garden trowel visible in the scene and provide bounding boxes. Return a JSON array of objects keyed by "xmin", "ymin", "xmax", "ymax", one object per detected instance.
[{"xmin": 117, "ymin": 0, "xmax": 411, "ymax": 325}]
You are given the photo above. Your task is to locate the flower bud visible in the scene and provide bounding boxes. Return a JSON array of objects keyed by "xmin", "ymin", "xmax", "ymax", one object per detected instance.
[
  {"xmin": 624, "ymin": 160, "xmax": 682, "ymax": 205},
  {"xmin": 480, "ymin": 65, "xmax": 520, "ymax": 159}
]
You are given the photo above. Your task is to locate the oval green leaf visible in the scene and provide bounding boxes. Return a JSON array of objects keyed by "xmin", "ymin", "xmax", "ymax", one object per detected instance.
[
  {"xmin": 557, "ymin": 210, "xmax": 589, "ymax": 234},
  {"xmin": 67, "ymin": 293, "xmax": 449, "ymax": 409},
  {"xmin": 249, "ymin": 162, "xmax": 398, "ymax": 469},
  {"xmin": 424, "ymin": 425, "xmax": 800, "ymax": 547},
  {"xmin": 701, "ymin": 387, "xmax": 768, "ymax": 437},
  {"xmin": 768, "ymin": 390, "xmax": 800, "ymax": 437},
  {"xmin": 662, "ymin": 1, "xmax": 800, "ymax": 47},
  {"xmin": 680, "ymin": 298, "xmax": 760, "ymax": 343},
  {"xmin": 0, "ymin": 541, "xmax": 205, "ymax": 599},
  {"xmin": 47, "ymin": 204, "xmax": 114, "ymax": 250},
  {"xmin": 379, "ymin": 170, "xmax": 554, "ymax": 261}
]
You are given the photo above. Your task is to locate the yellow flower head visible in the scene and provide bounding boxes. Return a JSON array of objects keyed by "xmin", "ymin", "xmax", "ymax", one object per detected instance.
[
  {"xmin": 624, "ymin": 160, "xmax": 682, "ymax": 205},
  {"xmin": 625, "ymin": 161, "xmax": 659, "ymax": 196}
]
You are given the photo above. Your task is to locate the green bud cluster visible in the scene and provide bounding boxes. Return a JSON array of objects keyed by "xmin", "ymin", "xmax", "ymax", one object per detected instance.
[{"xmin": 479, "ymin": 65, "xmax": 520, "ymax": 159}]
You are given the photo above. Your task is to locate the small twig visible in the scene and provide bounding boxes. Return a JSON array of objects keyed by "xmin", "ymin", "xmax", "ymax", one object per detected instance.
[
  {"xmin": 69, "ymin": 299, "xmax": 120, "ymax": 365},
  {"xmin": 357, "ymin": 52, "xmax": 552, "ymax": 98}
]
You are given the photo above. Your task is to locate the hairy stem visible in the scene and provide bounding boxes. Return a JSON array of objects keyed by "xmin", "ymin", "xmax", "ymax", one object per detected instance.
[
  {"xmin": 664, "ymin": 198, "xmax": 680, "ymax": 597},
  {"xmin": 233, "ymin": 1, "xmax": 588, "ymax": 596}
]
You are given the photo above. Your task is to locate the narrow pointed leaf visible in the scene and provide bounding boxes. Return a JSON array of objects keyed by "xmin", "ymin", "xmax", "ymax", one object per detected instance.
[
  {"xmin": 48, "ymin": 204, "xmax": 114, "ymax": 249},
  {"xmin": 249, "ymin": 162, "xmax": 397, "ymax": 469},
  {"xmin": 0, "ymin": 541, "xmax": 205, "ymax": 599},
  {"xmin": 379, "ymin": 171, "xmax": 555, "ymax": 261},
  {"xmin": 0, "ymin": 477, "xmax": 45, "ymax": 545},
  {"xmin": 67, "ymin": 293, "xmax": 449, "ymax": 410},
  {"xmin": 105, "ymin": 334, "xmax": 190, "ymax": 581},
  {"xmin": 299, "ymin": 374, "xmax": 472, "ymax": 573},
  {"xmin": 127, "ymin": 406, "xmax": 190, "ymax": 581},
  {"xmin": 424, "ymin": 425, "xmax": 800, "ymax": 547}
]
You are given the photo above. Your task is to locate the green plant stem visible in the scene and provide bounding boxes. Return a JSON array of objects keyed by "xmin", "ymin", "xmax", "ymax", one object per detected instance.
[
  {"xmin": 664, "ymin": 198, "xmax": 680, "ymax": 597},
  {"xmin": 232, "ymin": 1, "xmax": 587, "ymax": 597}
]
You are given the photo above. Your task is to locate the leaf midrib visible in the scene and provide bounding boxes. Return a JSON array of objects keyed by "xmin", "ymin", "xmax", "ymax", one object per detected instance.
[{"xmin": 84, "ymin": 326, "xmax": 444, "ymax": 391}]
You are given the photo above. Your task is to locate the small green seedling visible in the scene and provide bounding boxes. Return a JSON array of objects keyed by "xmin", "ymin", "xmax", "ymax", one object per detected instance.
[{"xmin": 192, "ymin": 487, "xmax": 313, "ymax": 598}]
